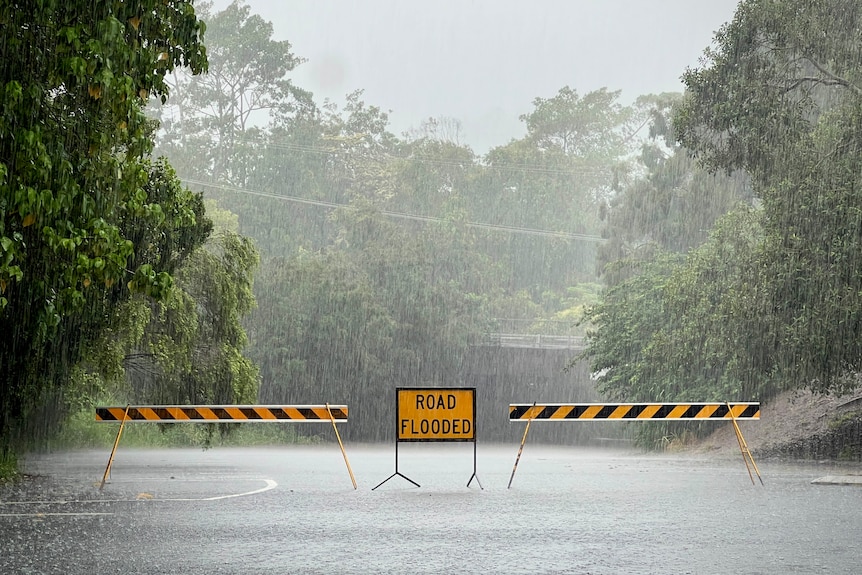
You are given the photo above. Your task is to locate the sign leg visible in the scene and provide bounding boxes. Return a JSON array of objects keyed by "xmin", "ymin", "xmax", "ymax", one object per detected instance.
[
  {"xmin": 372, "ymin": 471, "xmax": 421, "ymax": 490},
  {"xmin": 467, "ymin": 441, "xmax": 483, "ymax": 489},
  {"xmin": 372, "ymin": 439, "xmax": 419, "ymax": 490}
]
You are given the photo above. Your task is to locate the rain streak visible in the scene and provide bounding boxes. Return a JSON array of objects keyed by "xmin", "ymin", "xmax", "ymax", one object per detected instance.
[{"xmin": 2, "ymin": 1, "xmax": 862, "ymax": 574}]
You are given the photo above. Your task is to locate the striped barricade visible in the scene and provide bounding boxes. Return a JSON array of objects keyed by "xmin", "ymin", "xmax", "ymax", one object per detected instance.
[
  {"xmin": 509, "ymin": 402, "xmax": 760, "ymax": 422},
  {"xmin": 507, "ymin": 401, "xmax": 762, "ymax": 488},
  {"xmin": 96, "ymin": 404, "xmax": 355, "ymax": 489},
  {"xmin": 96, "ymin": 405, "xmax": 348, "ymax": 423}
]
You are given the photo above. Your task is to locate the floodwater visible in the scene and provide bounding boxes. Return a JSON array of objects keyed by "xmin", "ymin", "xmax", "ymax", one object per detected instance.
[{"xmin": 1, "ymin": 444, "xmax": 860, "ymax": 574}]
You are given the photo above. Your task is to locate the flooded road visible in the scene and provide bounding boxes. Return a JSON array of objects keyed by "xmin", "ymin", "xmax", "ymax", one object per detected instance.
[{"xmin": 1, "ymin": 444, "xmax": 860, "ymax": 574}]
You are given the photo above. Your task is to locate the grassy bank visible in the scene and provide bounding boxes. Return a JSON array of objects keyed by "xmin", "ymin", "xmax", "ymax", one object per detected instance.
[
  {"xmin": 0, "ymin": 450, "xmax": 17, "ymax": 482},
  {"xmin": 0, "ymin": 410, "xmax": 322, "ymax": 481},
  {"xmin": 43, "ymin": 410, "xmax": 322, "ymax": 451}
]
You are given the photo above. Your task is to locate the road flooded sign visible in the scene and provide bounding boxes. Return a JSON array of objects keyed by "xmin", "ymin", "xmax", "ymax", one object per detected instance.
[
  {"xmin": 397, "ymin": 388, "xmax": 475, "ymax": 442},
  {"xmin": 374, "ymin": 388, "xmax": 481, "ymax": 488}
]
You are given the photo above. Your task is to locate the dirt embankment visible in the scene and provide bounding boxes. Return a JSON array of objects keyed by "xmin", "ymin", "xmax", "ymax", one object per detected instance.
[{"xmin": 695, "ymin": 388, "xmax": 862, "ymax": 462}]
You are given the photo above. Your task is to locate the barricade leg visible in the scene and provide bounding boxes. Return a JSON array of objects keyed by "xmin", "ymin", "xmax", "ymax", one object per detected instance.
[
  {"xmin": 727, "ymin": 401, "xmax": 763, "ymax": 485},
  {"xmin": 100, "ymin": 404, "xmax": 130, "ymax": 490},
  {"xmin": 327, "ymin": 403, "xmax": 357, "ymax": 489},
  {"xmin": 508, "ymin": 402, "xmax": 536, "ymax": 489}
]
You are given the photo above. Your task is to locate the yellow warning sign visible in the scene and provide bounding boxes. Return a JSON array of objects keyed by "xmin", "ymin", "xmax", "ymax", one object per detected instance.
[{"xmin": 397, "ymin": 388, "xmax": 475, "ymax": 442}]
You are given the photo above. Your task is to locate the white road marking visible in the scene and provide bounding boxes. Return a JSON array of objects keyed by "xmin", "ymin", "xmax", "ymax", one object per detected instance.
[
  {"xmin": 160, "ymin": 478, "xmax": 279, "ymax": 501},
  {"xmin": 0, "ymin": 512, "xmax": 113, "ymax": 517},
  {"xmin": 0, "ymin": 478, "xmax": 278, "ymax": 505}
]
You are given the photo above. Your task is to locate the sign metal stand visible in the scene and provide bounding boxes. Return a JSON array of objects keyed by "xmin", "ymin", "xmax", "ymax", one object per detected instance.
[
  {"xmin": 372, "ymin": 435, "xmax": 421, "ymax": 490},
  {"xmin": 373, "ymin": 387, "xmax": 480, "ymax": 490}
]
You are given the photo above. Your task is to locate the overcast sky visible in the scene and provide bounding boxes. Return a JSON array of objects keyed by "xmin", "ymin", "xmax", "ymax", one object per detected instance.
[{"xmin": 211, "ymin": 0, "xmax": 741, "ymax": 152}]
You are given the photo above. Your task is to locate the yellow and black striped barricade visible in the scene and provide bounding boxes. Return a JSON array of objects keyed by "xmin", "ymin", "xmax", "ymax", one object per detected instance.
[
  {"xmin": 96, "ymin": 404, "xmax": 355, "ymax": 489},
  {"xmin": 96, "ymin": 405, "xmax": 348, "ymax": 423},
  {"xmin": 507, "ymin": 402, "xmax": 762, "ymax": 487},
  {"xmin": 509, "ymin": 402, "xmax": 760, "ymax": 422}
]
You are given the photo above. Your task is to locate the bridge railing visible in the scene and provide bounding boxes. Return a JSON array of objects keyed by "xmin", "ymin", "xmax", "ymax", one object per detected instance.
[{"xmin": 479, "ymin": 333, "xmax": 586, "ymax": 350}]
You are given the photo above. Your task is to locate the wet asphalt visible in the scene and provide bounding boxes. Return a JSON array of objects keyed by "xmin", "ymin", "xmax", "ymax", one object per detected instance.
[{"xmin": 1, "ymin": 444, "xmax": 861, "ymax": 574}]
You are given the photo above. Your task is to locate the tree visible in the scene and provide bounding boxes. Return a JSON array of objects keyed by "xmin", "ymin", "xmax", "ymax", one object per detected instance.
[
  {"xmin": 581, "ymin": 207, "xmax": 776, "ymax": 444},
  {"xmin": 0, "ymin": 0, "xmax": 207, "ymax": 445},
  {"xmin": 252, "ymin": 198, "xmax": 493, "ymax": 440},
  {"xmin": 480, "ymin": 86, "xmax": 633, "ymax": 232},
  {"xmin": 128, "ymin": 200, "xmax": 260, "ymax": 407},
  {"xmin": 386, "ymin": 120, "xmax": 477, "ymax": 219},
  {"xmin": 252, "ymin": 249, "xmax": 397, "ymax": 441},
  {"xmin": 599, "ymin": 93, "xmax": 752, "ymax": 278},
  {"xmin": 580, "ymin": 252, "xmax": 682, "ymax": 403},
  {"xmin": 81, "ymin": 159, "xmax": 213, "ymax": 391},
  {"xmin": 154, "ymin": 0, "xmax": 311, "ymax": 186},
  {"xmin": 465, "ymin": 87, "xmax": 630, "ymax": 303},
  {"xmin": 675, "ymin": 0, "xmax": 862, "ymax": 180},
  {"xmin": 675, "ymin": 0, "xmax": 862, "ymax": 393},
  {"xmin": 521, "ymin": 86, "xmax": 632, "ymax": 160}
]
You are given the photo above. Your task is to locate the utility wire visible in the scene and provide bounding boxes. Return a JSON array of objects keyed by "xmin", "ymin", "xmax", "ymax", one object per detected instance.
[{"xmin": 182, "ymin": 178, "xmax": 608, "ymax": 243}]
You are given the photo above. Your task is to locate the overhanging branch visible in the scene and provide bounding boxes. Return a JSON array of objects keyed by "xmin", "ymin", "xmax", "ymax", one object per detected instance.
[{"xmin": 804, "ymin": 57, "xmax": 862, "ymax": 96}]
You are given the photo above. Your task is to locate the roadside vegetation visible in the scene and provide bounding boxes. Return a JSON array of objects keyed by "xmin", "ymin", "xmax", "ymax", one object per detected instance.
[
  {"xmin": 47, "ymin": 412, "xmax": 316, "ymax": 452},
  {"xmin": 3, "ymin": 0, "xmax": 862, "ymax": 480}
]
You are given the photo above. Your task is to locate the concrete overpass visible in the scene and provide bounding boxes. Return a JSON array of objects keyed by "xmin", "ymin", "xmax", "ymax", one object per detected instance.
[{"xmin": 465, "ymin": 331, "xmax": 618, "ymax": 443}]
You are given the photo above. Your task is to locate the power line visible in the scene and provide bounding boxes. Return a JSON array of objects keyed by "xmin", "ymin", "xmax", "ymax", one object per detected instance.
[{"xmin": 182, "ymin": 178, "xmax": 607, "ymax": 243}]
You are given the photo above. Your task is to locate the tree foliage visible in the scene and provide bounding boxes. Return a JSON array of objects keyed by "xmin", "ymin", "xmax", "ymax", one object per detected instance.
[
  {"xmin": 0, "ymin": 0, "xmax": 207, "ymax": 444},
  {"xmin": 521, "ymin": 86, "xmax": 632, "ymax": 160},
  {"xmin": 144, "ymin": 2, "xmax": 687, "ymax": 443},
  {"xmin": 585, "ymin": 0, "xmax": 862, "ymax": 426},
  {"xmin": 154, "ymin": 0, "xmax": 311, "ymax": 187},
  {"xmin": 675, "ymin": 0, "xmax": 862, "ymax": 393},
  {"xmin": 252, "ymin": 249, "xmax": 397, "ymax": 440},
  {"xmin": 584, "ymin": 208, "xmax": 773, "ymax": 402},
  {"xmin": 128, "ymin": 202, "xmax": 260, "ymax": 407},
  {"xmin": 675, "ymin": 0, "xmax": 862, "ymax": 179},
  {"xmin": 599, "ymin": 93, "xmax": 752, "ymax": 276}
]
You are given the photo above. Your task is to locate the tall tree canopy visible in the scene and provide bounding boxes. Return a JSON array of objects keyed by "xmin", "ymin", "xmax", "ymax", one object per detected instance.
[
  {"xmin": 675, "ymin": 0, "xmax": 862, "ymax": 393},
  {"xmin": 582, "ymin": 0, "xmax": 862, "ymax": 420},
  {"xmin": 584, "ymin": 207, "xmax": 769, "ymax": 404},
  {"xmin": 599, "ymin": 93, "xmax": 752, "ymax": 277},
  {"xmin": 580, "ymin": 0, "xmax": 862, "ymax": 427},
  {"xmin": 145, "ymin": 2, "xmax": 647, "ymax": 442},
  {"xmin": 0, "ymin": 0, "xmax": 207, "ymax": 444},
  {"xmin": 155, "ymin": 0, "xmax": 311, "ymax": 187}
]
